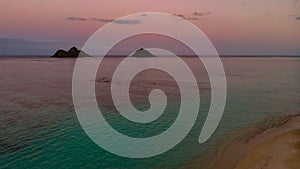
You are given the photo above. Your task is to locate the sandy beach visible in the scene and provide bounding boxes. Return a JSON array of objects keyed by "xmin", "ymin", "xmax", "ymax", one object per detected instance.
[
  {"xmin": 234, "ymin": 115, "xmax": 300, "ymax": 169},
  {"xmin": 213, "ymin": 115, "xmax": 300, "ymax": 169}
]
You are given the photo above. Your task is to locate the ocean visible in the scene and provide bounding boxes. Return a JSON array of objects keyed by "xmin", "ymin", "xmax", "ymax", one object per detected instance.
[{"xmin": 0, "ymin": 57, "xmax": 299, "ymax": 168}]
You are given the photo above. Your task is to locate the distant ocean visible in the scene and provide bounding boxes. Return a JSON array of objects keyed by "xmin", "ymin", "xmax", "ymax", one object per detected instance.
[{"xmin": 0, "ymin": 57, "xmax": 299, "ymax": 168}]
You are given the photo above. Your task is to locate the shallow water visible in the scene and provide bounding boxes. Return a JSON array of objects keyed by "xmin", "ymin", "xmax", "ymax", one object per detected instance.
[{"xmin": 0, "ymin": 57, "xmax": 299, "ymax": 168}]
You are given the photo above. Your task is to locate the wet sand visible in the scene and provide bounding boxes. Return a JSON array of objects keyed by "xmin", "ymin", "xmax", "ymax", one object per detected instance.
[{"xmin": 214, "ymin": 115, "xmax": 300, "ymax": 169}]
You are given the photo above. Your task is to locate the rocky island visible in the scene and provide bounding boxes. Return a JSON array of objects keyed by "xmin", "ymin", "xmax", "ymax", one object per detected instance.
[
  {"xmin": 52, "ymin": 47, "xmax": 89, "ymax": 58},
  {"xmin": 52, "ymin": 47, "xmax": 155, "ymax": 58},
  {"xmin": 131, "ymin": 48, "xmax": 155, "ymax": 57}
]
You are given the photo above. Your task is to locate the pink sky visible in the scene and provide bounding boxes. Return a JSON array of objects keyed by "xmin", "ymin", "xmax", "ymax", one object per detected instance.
[{"xmin": 0, "ymin": 0, "xmax": 299, "ymax": 55}]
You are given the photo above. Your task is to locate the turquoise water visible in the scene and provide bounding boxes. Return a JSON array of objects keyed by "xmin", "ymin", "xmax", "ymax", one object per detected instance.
[{"xmin": 0, "ymin": 57, "xmax": 299, "ymax": 168}]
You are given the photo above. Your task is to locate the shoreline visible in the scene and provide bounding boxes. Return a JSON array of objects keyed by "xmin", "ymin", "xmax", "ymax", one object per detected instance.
[{"xmin": 212, "ymin": 114, "xmax": 300, "ymax": 169}]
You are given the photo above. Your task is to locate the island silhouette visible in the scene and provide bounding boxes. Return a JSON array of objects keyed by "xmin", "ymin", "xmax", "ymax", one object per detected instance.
[
  {"xmin": 52, "ymin": 47, "xmax": 89, "ymax": 58},
  {"xmin": 52, "ymin": 47, "xmax": 155, "ymax": 58},
  {"xmin": 130, "ymin": 48, "xmax": 155, "ymax": 57}
]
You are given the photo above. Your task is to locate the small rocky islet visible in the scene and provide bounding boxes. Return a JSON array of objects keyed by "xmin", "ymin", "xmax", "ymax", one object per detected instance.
[{"xmin": 130, "ymin": 48, "xmax": 155, "ymax": 57}]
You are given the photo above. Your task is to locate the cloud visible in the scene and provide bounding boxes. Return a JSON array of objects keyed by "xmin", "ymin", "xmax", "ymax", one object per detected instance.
[
  {"xmin": 0, "ymin": 37, "xmax": 78, "ymax": 55},
  {"xmin": 66, "ymin": 16, "xmax": 141, "ymax": 24},
  {"xmin": 0, "ymin": 37, "xmax": 28, "ymax": 44},
  {"xmin": 173, "ymin": 14, "xmax": 185, "ymax": 18},
  {"xmin": 67, "ymin": 17, "xmax": 88, "ymax": 21},
  {"xmin": 172, "ymin": 11, "xmax": 212, "ymax": 21},
  {"xmin": 172, "ymin": 14, "xmax": 199, "ymax": 20},
  {"xmin": 91, "ymin": 18, "xmax": 114, "ymax": 22},
  {"xmin": 113, "ymin": 19, "xmax": 141, "ymax": 24},
  {"xmin": 92, "ymin": 18, "xmax": 141, "ymax": 24},
  {"xmin": 193, "ymin": 11, "xmax": 212, "ymax": 16}
]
